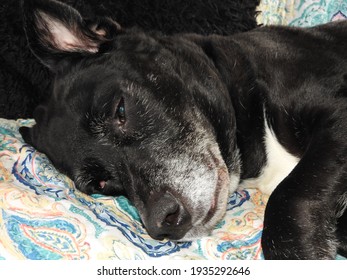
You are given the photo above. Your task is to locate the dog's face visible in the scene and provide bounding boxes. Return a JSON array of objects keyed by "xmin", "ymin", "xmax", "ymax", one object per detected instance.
[{"xmin": 20, "ymin": 0, "xmax": 240, "ymax": 240}]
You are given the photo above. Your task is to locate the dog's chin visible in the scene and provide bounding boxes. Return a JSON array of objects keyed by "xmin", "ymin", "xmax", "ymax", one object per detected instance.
[
  {"xmin": 177, "ymin": 198, "xmax": 227, "ymax": 242},
  {"xmin": 177, "ymin": 167, "xmax": 237, "ymax": 242}
]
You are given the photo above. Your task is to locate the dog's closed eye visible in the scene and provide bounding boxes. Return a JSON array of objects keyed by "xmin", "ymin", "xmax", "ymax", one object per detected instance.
[
  {"xmin": 97, "ymin": 179, "xmax": 124, "ymax": 195},
  {"xmin": 99, "ymin": 180, "xmax": 107, "ymax": 189},
  {"xmin": 75, "ymin": 159, "xmax": 125, "ymax": 196},
  {"xmin": 76, "ymin": 175, "xmax": 125, "ymax": 196}
]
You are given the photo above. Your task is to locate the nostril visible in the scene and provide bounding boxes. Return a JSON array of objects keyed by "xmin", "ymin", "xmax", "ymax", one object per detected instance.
[
  {"xmin": 146, "ymin": 191, "xmax": 192, "ymax": 240},
  {"xmin": 163, "ymin": 204, "xmax": 180, "ymax": 226}
]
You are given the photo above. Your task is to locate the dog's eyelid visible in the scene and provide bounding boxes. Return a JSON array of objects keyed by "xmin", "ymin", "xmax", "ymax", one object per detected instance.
[{"xmin": 115, "ymin": 97, "xmax": 126, "ymax": 125}]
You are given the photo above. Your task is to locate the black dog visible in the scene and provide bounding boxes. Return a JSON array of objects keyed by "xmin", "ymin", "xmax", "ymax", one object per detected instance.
[{"xmin": 20, "ymin": 0, "xmax": 347, "ymax": 259}]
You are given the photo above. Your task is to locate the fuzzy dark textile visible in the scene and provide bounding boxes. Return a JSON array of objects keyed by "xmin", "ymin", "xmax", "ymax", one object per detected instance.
[{"xmin": 0, "ymin": 0, "xmax": 259, "ymax": 119}]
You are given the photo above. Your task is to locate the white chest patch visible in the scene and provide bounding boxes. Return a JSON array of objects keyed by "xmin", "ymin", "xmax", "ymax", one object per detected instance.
[{"xmin": 239, "ymin": 118, "xmax": 300, "ymax": 195}]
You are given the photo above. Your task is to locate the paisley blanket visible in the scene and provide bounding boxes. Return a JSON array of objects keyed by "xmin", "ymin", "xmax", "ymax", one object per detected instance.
[
  {"xmin": 257, "ymin": 0, "xmax": 347, "ymax": 26},
  {"xmin": 0, "ymin": 0, "xmax": 346, "ymax": 260}
]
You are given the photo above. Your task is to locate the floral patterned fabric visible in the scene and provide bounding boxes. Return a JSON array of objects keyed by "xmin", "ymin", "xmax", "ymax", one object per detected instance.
[
  {"xmin": 257, "ymin": 0, "xmax": 347, "ymax": 26},
  {"xmin": 1, "ymin": 0, "xmax": 346, "ymax": 260}
]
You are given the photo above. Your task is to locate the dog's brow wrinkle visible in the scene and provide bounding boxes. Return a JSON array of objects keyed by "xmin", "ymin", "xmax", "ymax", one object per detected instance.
[
  {"xmin": 239, "ymin": 100, "xmax": 246, "ymax": 110},
  {"xmin": 102, "ymin": 102, "xmax": 109, "ymax": 109}
]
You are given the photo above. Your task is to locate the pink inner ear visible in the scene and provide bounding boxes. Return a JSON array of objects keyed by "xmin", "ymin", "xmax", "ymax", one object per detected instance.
[
  {"xmin": 90, "ymin": 24, "xmax": 107, "ymax": 36},
  {"xmin": 39, "ymin": 11, "xmax": 99, "ymax": 53}
]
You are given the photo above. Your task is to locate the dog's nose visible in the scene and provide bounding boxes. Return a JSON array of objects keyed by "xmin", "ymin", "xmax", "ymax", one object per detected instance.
[{"xmin": 145, "ymin": 192, "xmax": 191, "ymax": 240}]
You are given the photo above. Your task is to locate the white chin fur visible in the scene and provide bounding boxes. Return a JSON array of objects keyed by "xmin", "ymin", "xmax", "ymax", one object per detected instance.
[{"xmin": 179, "ymin": 170, "xmax": 240, "ymax": 241}]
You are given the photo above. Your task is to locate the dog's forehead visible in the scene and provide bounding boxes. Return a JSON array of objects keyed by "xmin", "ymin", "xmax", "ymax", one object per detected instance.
[{"xmin": 67, "ymin": 58, "xmax": 191, "ymax": 113}]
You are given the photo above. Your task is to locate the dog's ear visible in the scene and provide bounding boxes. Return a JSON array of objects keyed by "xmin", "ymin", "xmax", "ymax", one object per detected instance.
[{"xmin": 22, "ymin": 0, "xmax": 122, "ymax": 71}]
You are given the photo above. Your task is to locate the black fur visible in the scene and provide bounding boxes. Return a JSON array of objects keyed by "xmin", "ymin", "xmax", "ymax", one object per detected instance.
[
  {"xmin": 20, "ymin": 0, "xmax": 347, "ymax": 259},
  {"xmin": 0, "ymin": 0, "xmax": 259, "ymax": 119}
]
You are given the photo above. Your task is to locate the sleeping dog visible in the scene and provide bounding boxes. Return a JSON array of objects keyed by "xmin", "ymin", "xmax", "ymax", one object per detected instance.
[{"xmin": 20, "ymin": 0, "xmax": 347, "ymax": 259}]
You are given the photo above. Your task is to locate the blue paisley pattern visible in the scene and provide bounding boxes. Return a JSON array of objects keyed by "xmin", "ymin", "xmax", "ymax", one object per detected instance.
[
  {"xmin": 1, "ymin": 1, "xmax": 346, "ymax": 259},
  {"xmin": 258, "ymin": 0, "xmax": 347, "ymax": 26}
]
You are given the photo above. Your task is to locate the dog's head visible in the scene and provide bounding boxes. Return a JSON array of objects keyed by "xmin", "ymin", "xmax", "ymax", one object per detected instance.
[{"xmin": 20, "ymin": 0, "xmax": 240, "ymax": 240}]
